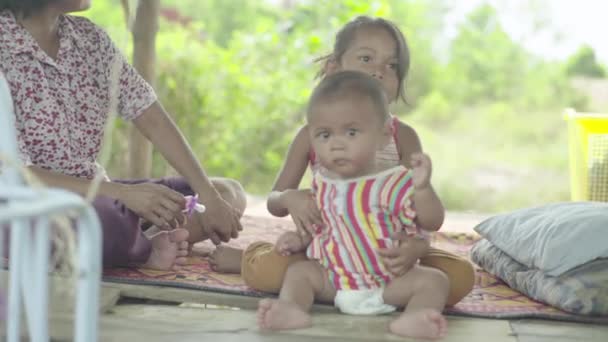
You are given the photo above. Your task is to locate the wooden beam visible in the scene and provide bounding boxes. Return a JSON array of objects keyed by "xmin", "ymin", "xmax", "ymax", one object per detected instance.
[{"xmin": 128, "ymin": 0, "xmax": 160, "ymax": 178}]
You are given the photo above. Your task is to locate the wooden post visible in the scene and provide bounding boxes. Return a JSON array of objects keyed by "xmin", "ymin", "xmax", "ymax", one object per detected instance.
[{"xmin": 128, "ymin": 0, "xmax": 160, "ymax": 178}]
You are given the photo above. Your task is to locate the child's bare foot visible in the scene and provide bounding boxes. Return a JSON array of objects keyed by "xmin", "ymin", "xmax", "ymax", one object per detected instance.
[
  {"xmin": 143, "ymin": 228, "xmax": 190, "ymax": 270},
  {"xmin": 389, "ymin": 309, "xmax": 447, "ymax": 340},
  {"xmin": 257, "ymin": 298, "xmax": 312, "ymax": 331},
  {"xmin": 276, "ymin": 231, "xmax": 306, "ymax": 256},
  {"xmin": 208, "ymin": 246, "xmax": 243, "ymax": 273}
]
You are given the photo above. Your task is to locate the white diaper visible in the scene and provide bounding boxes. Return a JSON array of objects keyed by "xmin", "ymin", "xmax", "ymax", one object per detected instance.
[{"xmin": 334, "ymin": 288, "xmax": 396, "ymax": 315}]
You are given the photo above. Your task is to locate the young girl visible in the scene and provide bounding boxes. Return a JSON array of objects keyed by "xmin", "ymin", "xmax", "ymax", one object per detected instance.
[
  {"xmin": 258, "ymin": 70, "xmax": 449, "ymax": 339},
  {"xmin": 210, "ymin": 16, "xmax": 475, "ymax": 306}
]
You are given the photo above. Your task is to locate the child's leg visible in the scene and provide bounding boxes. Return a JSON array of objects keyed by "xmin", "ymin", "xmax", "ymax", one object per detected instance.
[
  {"xmin": 207, "ymin": 245, "xmax": 244, "ymax": 273},
  {"xmin": 92, "ymin": 196, "xmax": 190, "ymax": 270},
  {"xmin": 209, "ymin": 177, "xmax": 247, "ymax": 215},
  {"xmin": 209, "ymin": 232, "xmax": 307, "ymax": 274},
  {"xmin": 420, "ymin": 247, "xmax": 475, "ymax": 306},
  {"xmin": 383, "ymin": 265, "xmax": 450, "ymax": 339},
  {"xmin": 257, "ymin": 260, "xmax": 335, "ymax": 331},
  {"xmin": 241, "ymin": 241, "xmax": 307, "ymax": 292}
]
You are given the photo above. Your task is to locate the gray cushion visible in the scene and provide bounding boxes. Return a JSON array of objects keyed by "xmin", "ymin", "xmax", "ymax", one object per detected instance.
[
  {"xmin": 471, "ymin": 238, "xmax": 608, "ymax": 316},
  {"xmin": 473, "ymin": 202, "xmax": 608, "ymax": 276}
]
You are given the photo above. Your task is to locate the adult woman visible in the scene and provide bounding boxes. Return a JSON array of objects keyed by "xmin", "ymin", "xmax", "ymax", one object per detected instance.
[{"xmin": 0, "ymin": 0, "xmax": 246, "ymax": 269}]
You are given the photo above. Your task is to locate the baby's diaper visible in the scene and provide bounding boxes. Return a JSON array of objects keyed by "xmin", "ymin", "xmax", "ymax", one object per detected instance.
[{"xmin": 334, "ymin": 288, "xmax": 396, "ymax": 315}]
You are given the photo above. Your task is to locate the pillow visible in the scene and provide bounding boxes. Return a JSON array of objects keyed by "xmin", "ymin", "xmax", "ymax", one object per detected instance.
[
  {"xmin": 471, "ymin": 238, "xmax": 608, "ymax": 316},
  {"xmin": 473, "ymin": 202, "xmax": 608, "ymax": 276}
]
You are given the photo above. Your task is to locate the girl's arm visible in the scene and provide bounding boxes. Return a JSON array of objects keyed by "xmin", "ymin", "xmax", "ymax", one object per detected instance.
[
  {"xmin": 395, "ymin": 121, "xmax": 445, "ymax": 231},
  {"xmin": 266, "ymin": 126, "xmax": 312, "ymax": 217}
]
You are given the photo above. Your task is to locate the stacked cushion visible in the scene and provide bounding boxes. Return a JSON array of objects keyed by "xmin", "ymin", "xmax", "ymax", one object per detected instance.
[{"xmin": 471, "ymin": 202, "xmax": 608, "ymax": 315}]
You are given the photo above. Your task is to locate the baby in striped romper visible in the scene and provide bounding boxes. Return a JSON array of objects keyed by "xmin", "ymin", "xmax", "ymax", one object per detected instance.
[{"xmin": 257, "ymin": 70, "xmax": 450, "ymax": 340}]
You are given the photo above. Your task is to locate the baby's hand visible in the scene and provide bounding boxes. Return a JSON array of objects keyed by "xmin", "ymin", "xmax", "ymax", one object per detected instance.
[
  {"xmin": 275, "ymin": 231, "xmax": 307, "ymax": 256},
  {"xmin": 410, "ymin": 152, "xmax": 433, "ymax": 190}
]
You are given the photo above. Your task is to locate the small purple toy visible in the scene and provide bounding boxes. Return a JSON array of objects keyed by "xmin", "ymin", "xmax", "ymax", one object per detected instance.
[{"xmin": 184, "ymin": 194, "xmax": 205, "ymax": 217}]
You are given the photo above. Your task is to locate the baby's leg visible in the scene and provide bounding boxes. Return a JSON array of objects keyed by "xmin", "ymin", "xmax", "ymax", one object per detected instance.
[
  {"xmin": 383, "ymin": 265, "xmax": 450, "ymax": 340},
  {"xmin": 420, "ymin": 247, "xmax": 475, "ymax": 306},
  {"xmin": 257, "ymin": 260, "xmax": 335, "ymax": 331}
]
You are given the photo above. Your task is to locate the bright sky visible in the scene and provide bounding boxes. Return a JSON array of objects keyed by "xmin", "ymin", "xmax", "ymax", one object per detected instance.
[{"xmin": 445, "ymin": 0, "xmax": 608, "ymax": 63}]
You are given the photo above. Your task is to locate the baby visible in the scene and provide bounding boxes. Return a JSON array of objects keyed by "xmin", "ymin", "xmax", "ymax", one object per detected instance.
[{"xmin": 257, "ymin": 70, "xmax": 450, "ymax": 340}]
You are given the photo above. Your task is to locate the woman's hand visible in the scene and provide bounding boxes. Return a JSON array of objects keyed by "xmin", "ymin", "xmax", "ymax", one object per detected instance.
[
  {"xmin": 282, "ymin": 189, "xmax": 323, "ymax": 235},
  {"xmin": 119, "ymin": 182, "xmax": 186, "ymax": 229},
  {"xmin": 197, "ymin": 194, "xmax": 243, "ymax": 245}
]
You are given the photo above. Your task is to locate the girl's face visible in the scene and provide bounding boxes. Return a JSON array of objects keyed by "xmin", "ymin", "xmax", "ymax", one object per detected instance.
[{"xmin": 331, "ymin": 27, "xmax": 400, "ymax": 103}]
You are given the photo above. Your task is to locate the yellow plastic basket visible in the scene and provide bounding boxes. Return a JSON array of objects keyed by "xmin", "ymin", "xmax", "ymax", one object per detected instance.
[{"xmin": 565, "ymin": 108, "xmax": 608, "ymax": 201}]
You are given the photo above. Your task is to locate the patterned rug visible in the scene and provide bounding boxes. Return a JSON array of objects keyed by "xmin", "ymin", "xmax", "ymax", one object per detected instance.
[{"xmin": 103, "ymin": 215, "xmax": 608, "ymax": 324}]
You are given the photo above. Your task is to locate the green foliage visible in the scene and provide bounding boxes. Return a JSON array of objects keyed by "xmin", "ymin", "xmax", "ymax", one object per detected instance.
[
  {"xmin": 565, "ymin": 45, "xmax": 607, "ymax": 78},
  {"xmin": 81, "ymin": 0, "xmax": 588, "ymax": 212}
]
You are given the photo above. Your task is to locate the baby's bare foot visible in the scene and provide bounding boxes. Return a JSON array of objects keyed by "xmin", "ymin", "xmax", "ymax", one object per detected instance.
[
  {"xmin": 208, "ymin": 245, "xmax": 243, "ymax": 273},
  {"xmin": 389, "ymin": 309, "xmax": 447, "ymax": 340},
  {"xmin": 143, "ymin": 228, "xmax": 189, "ymax": 270},
  {"xmin": 257, "ymin": 299, "xmax": 311, "ymax": 331}
]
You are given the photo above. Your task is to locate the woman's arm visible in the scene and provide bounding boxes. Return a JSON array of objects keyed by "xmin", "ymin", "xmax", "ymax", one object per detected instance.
[
  {"xmin": 133, "ymin": 101, "xmax": 242, "ymax": 240},
  {"xmin": 395, "ymin": 121, "xmax": 445, "ymax": 231},
  {"xmin": 29, "ymin": 166, "xmax": 187, "ymax": 228},
  {"xmin": 28, "ymin": 166, "xmax": 123, "ymax": 198}
]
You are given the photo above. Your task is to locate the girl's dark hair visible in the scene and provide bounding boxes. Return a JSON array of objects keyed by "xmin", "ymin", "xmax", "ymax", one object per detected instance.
[
  {"xmin": 0, "ymin": 0, "xmax": 58, "ymax": 18},
  {"xmin": 316, "ymin": 16, "xmax": 410, "ymax": 103}
]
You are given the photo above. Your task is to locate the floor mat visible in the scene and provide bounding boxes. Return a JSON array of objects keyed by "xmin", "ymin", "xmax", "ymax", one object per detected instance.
[{"xmin": 103, "ymin": 215, "xmax": 608, "ymax": 324}]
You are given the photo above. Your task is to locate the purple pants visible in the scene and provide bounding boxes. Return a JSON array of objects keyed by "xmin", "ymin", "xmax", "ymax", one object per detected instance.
[{"xmin": 97, "ymin": 177, "xmax": 194, "ymax": 267}]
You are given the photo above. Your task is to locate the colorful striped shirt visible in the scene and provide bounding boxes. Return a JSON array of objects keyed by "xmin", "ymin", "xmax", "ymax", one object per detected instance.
[{"xmin": 306, "ymin": 165, "xmax": 428, "ymax": 291}]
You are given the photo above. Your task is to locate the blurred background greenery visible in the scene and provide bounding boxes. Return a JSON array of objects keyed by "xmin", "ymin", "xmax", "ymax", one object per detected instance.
[{"xmin": 80, "ymin": 0, "xmax": 607, "ymax": 213}]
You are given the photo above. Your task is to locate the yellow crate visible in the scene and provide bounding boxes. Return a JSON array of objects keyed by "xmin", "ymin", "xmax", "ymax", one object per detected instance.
[{"xmin": 564, "ymin": 108, "xmax": 608, "ymax": 201}]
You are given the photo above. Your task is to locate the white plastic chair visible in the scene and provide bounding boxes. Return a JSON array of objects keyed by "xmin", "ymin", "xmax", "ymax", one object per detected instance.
[{"xmin": 0, "ymin": 73, "xmax": 102, "ymax": 341}]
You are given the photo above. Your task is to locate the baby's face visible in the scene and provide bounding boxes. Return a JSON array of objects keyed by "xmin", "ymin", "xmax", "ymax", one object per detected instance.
[{"xmin": 308, "ymin": 97, "xmax": 388, "ymax": 179}]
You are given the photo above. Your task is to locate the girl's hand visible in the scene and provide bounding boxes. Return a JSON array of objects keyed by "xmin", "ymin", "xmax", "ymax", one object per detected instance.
[
  {"xmin": 120, "ymin": 183, "xmax": 187, "ymax": 229},
  {"xmin": 275, "ymin": 231, "xmax": 308, "ymax": 256},
  {"xmin": 283, "ymin": 189, "xmax": 323, "ymax": 235},
  {"xmin": 410, "ymin": 152, "xmax": 433, "ymax": 190},
  {"xmin": 376, "ymin": 231, "xmax": 429, "ymax": 276}
]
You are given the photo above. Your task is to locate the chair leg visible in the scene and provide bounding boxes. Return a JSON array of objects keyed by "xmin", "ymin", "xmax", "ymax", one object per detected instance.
[
  {"xmin": 74, "ymin": 207, "xmax": 102, "ymax": 342},
  {"xmin": 29, "ymin": 218, "xmax": 50, "ymax": 342},
  {"xmin": 7, "ymin": 220, "xmax": 25, "ymax": 342},
  {"xmin": 2, "ymin": 194, "xmax": 102, "ymax": 342}
]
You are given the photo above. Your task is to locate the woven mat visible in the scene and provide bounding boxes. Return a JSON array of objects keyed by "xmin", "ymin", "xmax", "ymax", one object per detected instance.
[{"xmin": 103, "ymin": 215, "xmax": 608, "ymax": 323}]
